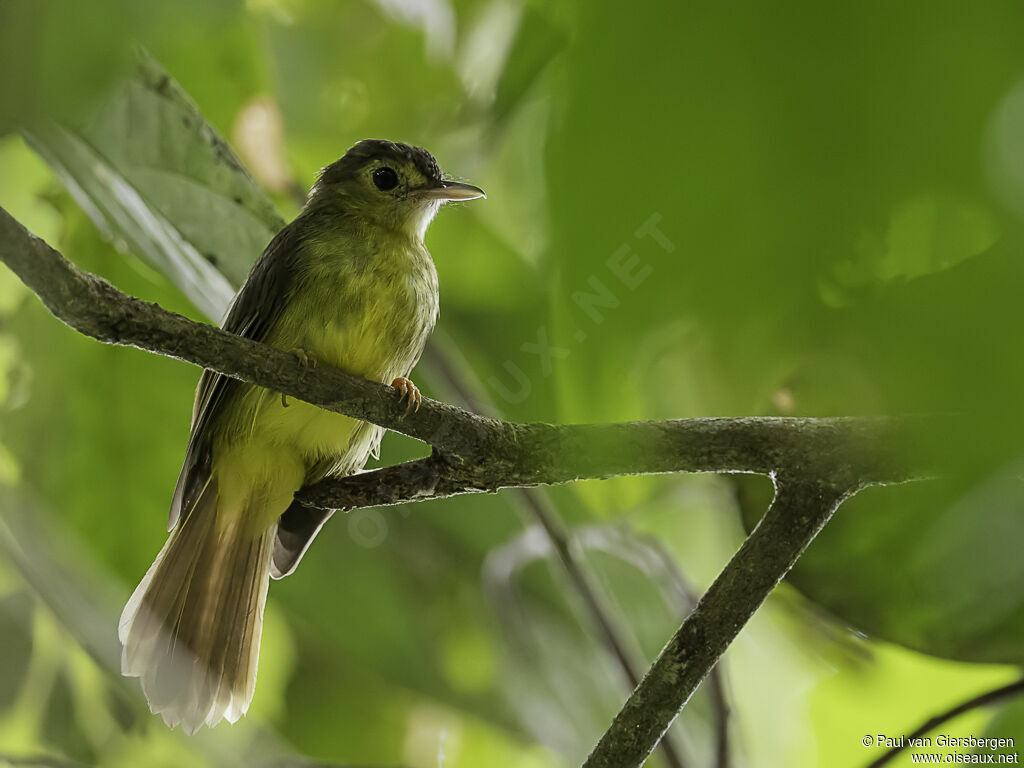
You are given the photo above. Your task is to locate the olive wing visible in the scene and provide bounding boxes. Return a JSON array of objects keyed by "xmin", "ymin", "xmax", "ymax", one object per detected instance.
[{"xmin": 167, "ymin": 223, "xmax": 301, "ymax": 529}]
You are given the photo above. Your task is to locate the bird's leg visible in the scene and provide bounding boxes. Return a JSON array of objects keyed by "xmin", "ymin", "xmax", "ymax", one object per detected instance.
[
  {"xmin": 391, "ymin": 376, "xmax": 422, "ymax": 413},
  {"xmin": 283, "ymin": 348, "xmax": 318, "ymax": 407}
]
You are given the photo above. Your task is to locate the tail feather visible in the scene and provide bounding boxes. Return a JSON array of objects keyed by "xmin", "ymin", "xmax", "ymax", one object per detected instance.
[{"xmin": 119, "ymin": 478, "xmax": 275, "ymax": 733}]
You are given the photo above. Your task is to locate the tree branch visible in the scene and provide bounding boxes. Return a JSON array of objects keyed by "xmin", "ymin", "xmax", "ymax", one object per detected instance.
[
  {"xmin": 640, "ymin": 533, "xmax": 732, "ymax": 768},
  {"xmin": 1, "ymin": 205, "xmax": 930, "ymax": 517},
  {"xmin": 865, "ymin": 677, "xmax": 1024, "ymax": 768},
  {"xmin": 0, "ymin": 205, "xmax": 482, "ymax": 458},
  {"xmin": 0, "ymin": 205, "xmax": 940, "ymax": 763},
  {"xmin": 420, "ymin": 343, "xmax": 688, "ymax": 768},
  {"xmin": 292, "ymin": 409, "xmax": 921, "ymax": 512},
  {"xmin": 581, "ymin": 475, "xmax": 857, "ymax": 768}
]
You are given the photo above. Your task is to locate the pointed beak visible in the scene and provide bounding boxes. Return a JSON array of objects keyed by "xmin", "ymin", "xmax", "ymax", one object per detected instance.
[{"xmin": 418, "ymin": 180, "xmax": 486, "ymax": 201}]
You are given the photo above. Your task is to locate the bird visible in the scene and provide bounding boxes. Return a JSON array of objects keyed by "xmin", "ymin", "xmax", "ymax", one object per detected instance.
[{"xmin": 118, "ymin": 139, "xmax": 485, "ymax": 733}]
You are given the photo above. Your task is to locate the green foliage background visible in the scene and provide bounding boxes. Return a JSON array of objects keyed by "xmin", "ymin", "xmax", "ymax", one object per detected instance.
[{"xmin": 1, "ymin": 1, "xmax": 1024, "ymax": 766}]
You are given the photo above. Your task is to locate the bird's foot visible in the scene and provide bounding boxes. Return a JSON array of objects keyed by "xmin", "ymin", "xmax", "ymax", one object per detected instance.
[
  {"xmin": 283, "ymin": 348, "xmax": 318, "ymax": 407},
  {"xmin": 290, "ymin": 348, "xmax": 318, "ymax": 370},
  {"xmin": 391, "ymin": 376, "xmax": 422, "ymax": 413}
]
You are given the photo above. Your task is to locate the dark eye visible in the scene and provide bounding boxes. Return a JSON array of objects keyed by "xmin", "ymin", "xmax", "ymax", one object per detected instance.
[{"xmin": 373, "ymin": 167, "xmax": 398, "ymax": 191}]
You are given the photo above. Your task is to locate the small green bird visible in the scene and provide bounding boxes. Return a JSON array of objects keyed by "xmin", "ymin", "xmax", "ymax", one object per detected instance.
[{"xmin": 118, "ymin": 139, "xmax": 484, "ymax": 732}]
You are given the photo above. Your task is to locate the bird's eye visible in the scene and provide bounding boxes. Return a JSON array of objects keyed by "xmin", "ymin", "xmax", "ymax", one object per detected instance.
[{"xmin": 373, "ymin": 167, "xmax": 399, "ymax": 191}]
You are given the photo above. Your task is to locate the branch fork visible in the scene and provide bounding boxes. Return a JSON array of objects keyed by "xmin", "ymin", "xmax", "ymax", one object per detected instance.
[{"xmin": 0, "ymin": 204, "xmax": 936, "ymax": 767}]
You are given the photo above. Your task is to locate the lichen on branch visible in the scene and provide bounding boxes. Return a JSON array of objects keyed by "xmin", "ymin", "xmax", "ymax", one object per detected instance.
[{"xmin": 0, "ymin": 204, "xmax": 938, "ymax": 767}]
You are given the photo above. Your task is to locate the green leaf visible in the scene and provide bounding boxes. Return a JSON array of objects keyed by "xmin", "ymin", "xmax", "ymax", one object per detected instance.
[
  {"xmin": 741, "ymin": 465, "xmax": 1024, "ymax": 663},
  {"xmin": 823, "ymin": 191, "xmax": 999, "ymax": 305},
  {"xmin": 25, "ymin": 52, "xmax": 284, "ymax": 320},
  {"xmin": 0, "ymin": 0, "xmax": 137, "ymax": 132},
  {"xmin": 484, "ymin": 523, "xmax": 718, "ymax": 764},
  {"xmin": 491, "ymin": 6, "xmax": 566, "ymax": 124},
  {"xmin": 981, "ymin": 693, "xmax": 1024, "ymax": 759}
]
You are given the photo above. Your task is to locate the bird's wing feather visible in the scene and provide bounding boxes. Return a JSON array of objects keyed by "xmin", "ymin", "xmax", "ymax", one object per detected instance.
[{"xmin": 168, "ymin": 222, "xmax": 302, "ymax": 530}]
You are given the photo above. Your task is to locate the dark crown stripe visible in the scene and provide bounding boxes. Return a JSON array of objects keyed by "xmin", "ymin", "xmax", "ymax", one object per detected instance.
[{"xmin": 319, "ymin": 139, "xmax": 442, "ymax": 186}]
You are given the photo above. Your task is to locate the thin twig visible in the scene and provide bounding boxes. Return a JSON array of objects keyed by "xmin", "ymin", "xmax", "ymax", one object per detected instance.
[
  {"xmin": 0, "ymin": 206, "xmax": 940, "ymax": 762},
  {"xmin": 582, "ymin": 475, "xmax": 857, "ymax": 768},
  {"xmin": 641, "ymin": 534, "xmax": 732, "ymax": 768},
  {"xmin": 421, "ymin": 341, "xmax": 689, "ymax": 768},
  {"xmin": 864, "ymin": 677, "xmax": 1024, "ymax": 768}
]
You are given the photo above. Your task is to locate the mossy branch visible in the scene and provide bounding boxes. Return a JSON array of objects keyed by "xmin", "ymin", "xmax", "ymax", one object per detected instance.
[{"xmin": 0, "ymin": 205, "xmax": 937, "ymax": 767}]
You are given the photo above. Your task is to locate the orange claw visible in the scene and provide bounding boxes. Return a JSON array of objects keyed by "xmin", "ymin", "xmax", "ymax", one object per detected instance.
[
  {"xmin": 391, "ymin": 376, "xmax": 422, "ymax": 413},
  {"xmin": 283, "ymin": 348, "xmax": 318, "ymax": 407},
  {"xmin": 290, "ymin": 347, "xmax": 317, "ymax": 369}
]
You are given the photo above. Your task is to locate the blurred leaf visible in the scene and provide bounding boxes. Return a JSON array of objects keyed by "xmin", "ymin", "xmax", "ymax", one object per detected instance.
[
  {"xmin": 4, "ymin": 200, "xmax": 208, "ymax": 586},
  {"xmin": 484, "ymin": 525, "xmax": 616, "ymax": 752},
  {"xmin": 0, "ymin": 494, "xmax": 319, "ymax": 767},
  {"xmin": 28, "ymin": 122, "xmax": 231, "ymax": 320},
  {"xmin": 546, "ymin": 0, "xmax": 1024, "ymax": 676},
  {"xmin": 810, "ymin": 641, "xmax": 1017, "ymax": 768},
  {"xmin": 25, "ymin": 52, "xmax": 284, "ymax": 320},
  {"xmin": 247, "ymin": 604, "xmax": 297, "ymax": 728},
  {"xmin": 543, "ymin": 0, "xmax": 1024, "ymax": 430},
  {"xmin": 824, "ymin": 190, "xmax": 999, "ymax": 305},
  {"xmin": 430, "ymin": 206, "xmax": 538, "ymax": 312},
  {"xmin": 491, "ymin": 6, "xmax": 566, "ymax": 124},
  {"xmin": 986, "ymin": 77, "xmax": 1024, "ymax": 225},
  {"xmin": 12, "ymin": 3, "xmax": 1024, "ymax": 765},
  {"xmin": 264, "ymin": 1, "xmax": 469, "ymax": 182},
  {"xmin": 19, "ymin": 48, "xmax": 563, "ymax": 762},
  {"xmin": 982, "ymin": 693, "xmax": 1024, "ymax": 760},
  {"xmin": 483, "ymin": 523, "xmax": 719, "ymax": 765},
  {"xmin": 0, "ymin": 135, "xmax": 63, "ymax": 246},
  {"xmin": 0, "ymin": 0, "xmax": 136, "ymax": 132},
  {"xmin": 0, "ymin": 589, "xmax": 33, "ymax": 713},
  {"xmin": 741, "ymin": 463, "xmax": 1024, "ymax": 663},
  {"xmin": 865, "ymin": 192, "xmax": 997, "ymax": 281}
]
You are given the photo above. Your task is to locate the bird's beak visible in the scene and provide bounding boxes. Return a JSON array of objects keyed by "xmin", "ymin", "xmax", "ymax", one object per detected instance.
[{"xmin": 419, "ymin": 180, "xmax": 486, "ymax": 201}]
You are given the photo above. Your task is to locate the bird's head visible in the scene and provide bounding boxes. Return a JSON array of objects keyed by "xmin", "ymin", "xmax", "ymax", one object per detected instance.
[{"xmin": 308, "ymin": 139, "xmax": 485, "ymax": 240}]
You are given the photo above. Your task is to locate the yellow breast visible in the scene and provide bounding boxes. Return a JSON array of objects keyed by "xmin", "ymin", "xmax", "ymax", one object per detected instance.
[{"xmin": 226, "ymin": 232, "xmax": 438, "ymax": 480}]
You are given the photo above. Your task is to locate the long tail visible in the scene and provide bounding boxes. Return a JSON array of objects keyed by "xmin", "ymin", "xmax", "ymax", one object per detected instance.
[{"xmin": 119, "ymin": 476, "xmax": 275, "ymax": 733}]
